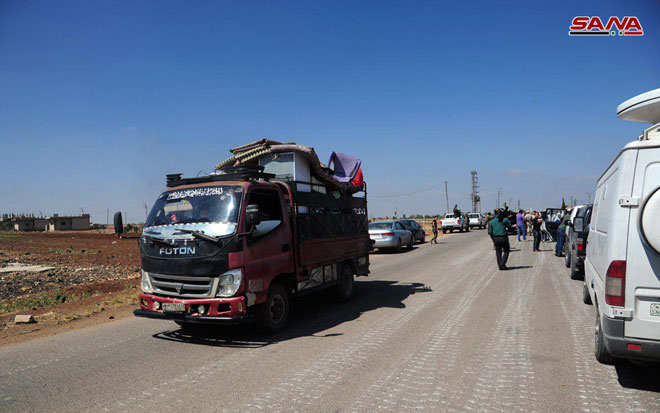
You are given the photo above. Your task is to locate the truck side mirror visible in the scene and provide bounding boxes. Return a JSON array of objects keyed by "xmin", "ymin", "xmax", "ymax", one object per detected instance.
[
  {"xmin": 245, "ymin": 204, "xmax": 261, "ymax": 227},
  {"xmin": 573, "ymin": 216, "xmax": 584, "ymax": 232},
  {"xmin": 113, "ymin": 212, "xmax": 124, "ymax": 237}
]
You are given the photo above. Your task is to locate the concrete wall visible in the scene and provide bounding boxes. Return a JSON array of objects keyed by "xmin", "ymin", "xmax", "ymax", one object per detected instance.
[
  {"xmin": 13, "ymin": 218, "xmax": 49, "ymax": 231},
  {"xmin": 48, "ymin": 215, "xmax": 90, "ymax": 231}
]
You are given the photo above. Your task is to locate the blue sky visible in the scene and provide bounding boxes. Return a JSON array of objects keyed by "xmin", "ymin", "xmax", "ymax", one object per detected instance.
[{"xmin": 1, "ymin": 0, "xmax": 659, "ymax": 222}]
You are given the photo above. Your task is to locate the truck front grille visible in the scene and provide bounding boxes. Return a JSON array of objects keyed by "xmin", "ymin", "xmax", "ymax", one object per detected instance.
[{"xmin": 149, "ymin": 272, "xmax": 216, "ymax": 298}]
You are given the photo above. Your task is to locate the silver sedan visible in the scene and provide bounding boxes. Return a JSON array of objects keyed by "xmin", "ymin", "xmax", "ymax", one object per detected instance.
[{"xmin": 369, "ymin": 220, "xmax": 414, "ymax": 252}]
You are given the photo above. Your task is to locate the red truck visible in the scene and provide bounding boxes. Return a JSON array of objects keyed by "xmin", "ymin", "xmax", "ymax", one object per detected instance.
[{"xmin": 125, "ymin": 163, "xmax": 370, "ymax": 332}]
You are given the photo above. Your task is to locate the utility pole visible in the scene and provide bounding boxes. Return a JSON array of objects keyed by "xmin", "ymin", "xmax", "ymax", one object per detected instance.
[
  {"xmin": 143, "ymin": 203, "xmax": 148, "ymax": 220},
  {"xmin": 587, "ymin": 192, "xmax": 593, "ymax": 204},
  {"xmin": 497, "ymin": 188, "xmax": 502, "ymax": 209},
  {"xmin": 517, "ymin": 199, "xmax": 520, "ymax": 210},
  {"xmin": 107, "ymin": 208, "xmax": 109, "ymax": 226},
  {"xmin": 445, "ymin": 181, "xmax": 450, "ymax": 214},
  {"xmin": 471, "ymin": 171, "xmax": 480, "ymax": 213}
]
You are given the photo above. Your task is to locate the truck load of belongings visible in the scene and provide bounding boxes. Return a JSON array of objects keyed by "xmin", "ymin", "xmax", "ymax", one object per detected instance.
[{"xmin": 215, "ymin": 139, "xmax": 364, "ymax": 194}]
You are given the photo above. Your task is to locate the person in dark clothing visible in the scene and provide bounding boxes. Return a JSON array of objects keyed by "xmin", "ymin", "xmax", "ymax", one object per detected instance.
[
  {"xmin": 431, "ymin": 216, "xmax": 439, "ymax": 244},
  {"xmin": 532, "ymin": 211, "xmax": 543, "ymax": 252},
  {"xmin": 488, "ymin": 210, "xmax": 512, "ymax": 270}
]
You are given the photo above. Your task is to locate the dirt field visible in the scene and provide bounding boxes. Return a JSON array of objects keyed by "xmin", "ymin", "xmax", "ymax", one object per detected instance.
[{"xmin": 0, "ymin": 231, "xmax": 141, "ymax": 343}]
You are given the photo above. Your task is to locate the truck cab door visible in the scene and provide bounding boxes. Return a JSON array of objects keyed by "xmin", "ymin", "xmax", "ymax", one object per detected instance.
[{"xmin": 242, "ymin": 188, "xmax": 294, "ymax": 301}]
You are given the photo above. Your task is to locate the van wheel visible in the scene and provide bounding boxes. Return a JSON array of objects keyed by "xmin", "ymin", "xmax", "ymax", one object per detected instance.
[
  {"xmin": 583, "ymin": 282, "xmax": 592, "ymax": 305},
  {"xmin": 334, "ymin": 264, "xmax": 355, "ymax": 302},
  {"xmin": 565, "ymin": 250, "xmax": 571, "ymax": 268},
  {"xmin": 594, "ymin": 312, "xmax": 617, "ymax": 364},
  {"xmin": 570, "ymin": 256, "xmax": 583, "ymax": 280},
  {"xmin": 256, "ymin": 282, "xmax": 289, "ymax": 333}
]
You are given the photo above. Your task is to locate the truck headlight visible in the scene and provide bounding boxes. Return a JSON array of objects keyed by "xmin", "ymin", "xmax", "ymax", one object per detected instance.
[
  {"xmin": 216, "ymin": 268, "xmax": 242, "ymax": 297},
  {"xmin": 141, "ymin": 270, "xmax": 153, "ymax": 293}
]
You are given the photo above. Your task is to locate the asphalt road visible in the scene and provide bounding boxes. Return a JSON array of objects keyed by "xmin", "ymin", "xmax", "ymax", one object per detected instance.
[{"xmin": 2, "ymin": 230, "xmax": 660, "ymax": 412}]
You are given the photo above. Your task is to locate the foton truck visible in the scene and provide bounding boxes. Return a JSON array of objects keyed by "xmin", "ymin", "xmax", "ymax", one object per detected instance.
[{"xmin": 126, "ymin": 143, "xmax": 370, "ymax": 332}]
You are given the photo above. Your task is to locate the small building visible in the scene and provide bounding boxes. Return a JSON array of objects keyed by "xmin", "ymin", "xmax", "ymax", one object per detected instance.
[
  {"xmin": 13, "ymin": 217, "xmax": 49, "ymax": 232},
  {"xmin": 47, "ymin": 214, "xmax": 90, "ymax": 231}
]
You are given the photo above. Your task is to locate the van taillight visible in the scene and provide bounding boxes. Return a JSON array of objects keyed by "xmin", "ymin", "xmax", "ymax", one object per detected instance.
[{"xmin": 605, "ymin": 260, "xmax": 626, "ymax": 307}]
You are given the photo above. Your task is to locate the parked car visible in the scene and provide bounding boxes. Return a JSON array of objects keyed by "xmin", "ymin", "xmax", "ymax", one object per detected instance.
[
  {"xmin": 467, "ymin": 213, "xmax": 485, "ymax": 229},
  {"xmin": 585, "ymin": 88, "xmax": 660, "ymax": 364},
  {"xmin": 564, "ymin": 205, "xmax": 592, "ymax": 279},
  {"xmin": 368, "ymin": 221, "xmax": 414, "ymax": 252},
  {"xmin": 400, "ymin": 219, "xmax": 426, "ymax": 243},
  {"xmin": 441, "ymin": 213, "xmax": 469, "ymax": 233}
]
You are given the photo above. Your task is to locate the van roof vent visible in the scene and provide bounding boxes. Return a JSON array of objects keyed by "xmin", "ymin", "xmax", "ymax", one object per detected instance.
[{"xmin": 617, "ymin": 88, "xmax": 660, "ymax": 140}]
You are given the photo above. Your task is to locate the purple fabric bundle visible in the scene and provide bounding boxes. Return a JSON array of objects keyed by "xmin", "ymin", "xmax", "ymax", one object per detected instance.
[{"xmin": 328, "ymin": 152, "xmax": 361, "ymax": 183}]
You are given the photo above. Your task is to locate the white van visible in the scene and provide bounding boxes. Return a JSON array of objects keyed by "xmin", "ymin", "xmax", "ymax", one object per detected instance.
[{"xmin": 585, "ymin": 88, "xmax": 660, "ymax": 364}]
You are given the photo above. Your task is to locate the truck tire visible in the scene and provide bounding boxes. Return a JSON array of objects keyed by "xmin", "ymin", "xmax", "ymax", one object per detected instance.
[
  {"xmin": 594, "ymin": 312, "xmax": 617, "ymax": 365},
  {"xmin": 334, "ymin": 264, "xmax": 355, "ymax": 302},
  {"xmin": 443, "ymin": 229, "xmax": 447, "ymax": 234},
  {"xmin": 570, "ymin": 255, "xmax": 583, "ymax": 280},
  {"xmin": 583, "ymin": 282, "xmax": 592, "ymax": 305},
  {"xmin": 565, "ymin": 249, "xmax": 571, "ymax": 268},
  {"xmin": 395, "ymin": 239, "xmax": 402, "ymax": 253},
  {"xmin": 256, "ymin": 282, "xmax": 289, "ymax": 333}
]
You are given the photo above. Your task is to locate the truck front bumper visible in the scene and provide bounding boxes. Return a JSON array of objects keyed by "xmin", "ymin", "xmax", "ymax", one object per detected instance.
[
  {"xmin": 134, "ymin": 293, "xmax": 254, "ymax": 325},
  {"xmin": 602, "ymin": 315, "xmax": 660, "ymax": 362}
]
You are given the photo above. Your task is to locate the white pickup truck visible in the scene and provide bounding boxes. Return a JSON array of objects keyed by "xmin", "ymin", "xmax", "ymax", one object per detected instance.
[
  {"xmin": 441, "ymin": 213, "xmax": 469, "ymax": 233},
  {"xmin": 467, "ymin": 213, "xmax": 485, "ymax": 229}
]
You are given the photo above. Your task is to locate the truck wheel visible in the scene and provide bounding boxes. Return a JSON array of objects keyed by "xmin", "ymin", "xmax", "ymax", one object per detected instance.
[
  {"xmin": 565, "ymin": 249, "xmax": 571, "ymax": 268},
  {"xmin": 256, "ymin": 282, "xmax": 289, "ymax": 333},
  {"xmin": 443, "ymin": 229, "xmax": 447, "ymax": 234},
  {"xmin": 395, "ymin": 239, "xmax": 402, "ymax": 253},
  {"xmin": 334, "ymin": 264, "xmax": 355, "ymax": 302},
  {"xmin": 583, "ymin": 282, "xmax": 592, "ymax": 305},
  {"xmin": 594, "ymin": 312, "xmax": 617, "ymax": 365},
  {"xmin": 570, "ymin": 255, "xmax": 583, "ymax": 280}
]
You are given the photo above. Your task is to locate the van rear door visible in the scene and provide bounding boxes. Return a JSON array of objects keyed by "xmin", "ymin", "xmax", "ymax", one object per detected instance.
[{"xmin": 625, "ymin": 146, "xmax": 660, "ymax": 341}]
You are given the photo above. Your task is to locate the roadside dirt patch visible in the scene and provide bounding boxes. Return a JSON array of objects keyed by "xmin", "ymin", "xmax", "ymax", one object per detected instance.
[{"xmin": 0, "ymin": 231, "xmax": 142, "ymax": 345}]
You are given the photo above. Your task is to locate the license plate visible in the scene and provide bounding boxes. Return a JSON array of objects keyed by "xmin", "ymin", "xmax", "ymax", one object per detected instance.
[
  {"xmin": 651, "ymin": 303, "xmax": 660, "ymax": 317},
  {"xmin": 162, "ymin": 302, "xmax": 185, "ymax": 312}
]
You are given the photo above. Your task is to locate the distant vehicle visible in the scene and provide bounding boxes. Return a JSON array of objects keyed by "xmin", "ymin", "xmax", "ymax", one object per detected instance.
[
  {"xmin": 369, "ymin": 221, "xmax": 414, "ymax": 252},
  {"xmin": 441, "ymin": 213, "xmax": 469, "ymax": 233},
  {"xmin": 399, "ymin": 219, "xmax": 426, "ymax": 243},
  {"xmin": 467, "ymin": 213, "xmax": 485, "ymax": 229},
  {"xmin": 585, "ymin": 88, "xmax": 660, "ymax": 364},
  {"xmin": 564, "ymin": 205, "xmax": 592, "ymax": 280}
]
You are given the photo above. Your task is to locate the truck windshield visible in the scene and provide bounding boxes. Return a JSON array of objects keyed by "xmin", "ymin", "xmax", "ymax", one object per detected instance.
[{"xmin": 145, "ymin": 186, "xmax": 242, "ymax": 227}]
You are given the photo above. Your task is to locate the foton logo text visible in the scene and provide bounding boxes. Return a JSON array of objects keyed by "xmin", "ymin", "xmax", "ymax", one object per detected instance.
[
  {"xmin": 569, "ymin": 16, "xmax": 643, "ymax": 36},
  {"xmin": 159, "ymin": 247, "xmax": 196, "ymax": 255}
]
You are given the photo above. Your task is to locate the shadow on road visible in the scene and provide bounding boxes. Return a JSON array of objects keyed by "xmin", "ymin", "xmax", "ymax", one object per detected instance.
[
  {"xmin": 152, "ymin": 280, "xmax": 432, "ymax": 348},
  {"xmin": 616, "ymin": 361, "xmax": 660, "ymax": 392},
  {"xmin": 505, "ymin": 265, "xmax": 534, "ymax": 270},
  {"xmin": 370, "ymin": 246, "xmax": 422, "ymax": 254}
]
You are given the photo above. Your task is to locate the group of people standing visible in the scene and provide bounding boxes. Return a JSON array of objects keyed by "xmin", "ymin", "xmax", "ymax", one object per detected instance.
[{"xmin": 487, "ymin": 207, "xmax": 571, "ymax": 270}]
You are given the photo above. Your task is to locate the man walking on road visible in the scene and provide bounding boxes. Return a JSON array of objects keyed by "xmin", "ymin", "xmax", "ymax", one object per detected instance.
[
  {"xmin": 488, "ymin": 210, "xmax": 512, "ymax": 270},
  {"xmin": 516, "ymin": 210, "xmax": 526, "ymax": 242},
  {"xmin": 555, "ymin": 209, "xmax": 570, "ymax": 257},
  {"xmin": 431, "ymin": 216, "xmax": 439, "ymax": 244}
]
